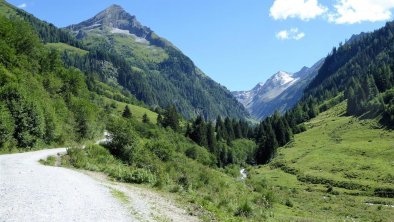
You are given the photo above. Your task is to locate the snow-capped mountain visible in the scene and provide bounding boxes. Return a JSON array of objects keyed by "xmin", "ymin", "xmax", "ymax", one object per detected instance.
[{"xmin": 233, "ymin": 59, "xmax": 324, "ymax": 120}]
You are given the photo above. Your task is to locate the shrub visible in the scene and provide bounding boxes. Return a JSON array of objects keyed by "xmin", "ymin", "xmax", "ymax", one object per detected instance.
[
  {"xmin": 124, "ymin": 168, "xmax": 156, "ymax": 184},
  {"xmin": 235, "ymin": 201, "xmax": 253, "ymax": 217},
  {"xmin": 285, "ymin": 199, "xmax": 294, "ymax": 208},
  {"xmin": 39, "ymin": 155, "xmax": 57, "ymax": 166},
  {"xmin": 106, "ymin": 117, "xmax": 140, "ymax": 162},
  {"xmin": 145, "ymin": 139, "xmax": 174, "ymax": 161},
  {"xmin": 66, "ymin": 147, "xmax": 87, "ymax": 168},
  {"xmin": 374, "ymin": 187, "xmax": 394, "ymax": 198},
  {"xmin": 185, "ymin": 145, "xmax": 215, "ymax": 166}
]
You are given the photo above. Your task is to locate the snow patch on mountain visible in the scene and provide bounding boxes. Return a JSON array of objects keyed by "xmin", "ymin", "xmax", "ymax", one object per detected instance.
[
  {"xmin": 233, "ymin": 59, "xmax": 324, "ymax": 120},
  {"xmin": 233, "ymin": 71, "xmax": 298, "ymax": 108},
  {"xmin": 111, "ymin": 27, "xmax": 131, "ymax": 35},
  {"xmin": 110, "ymin": 28, "xmax": 149, "ymax": 44}
]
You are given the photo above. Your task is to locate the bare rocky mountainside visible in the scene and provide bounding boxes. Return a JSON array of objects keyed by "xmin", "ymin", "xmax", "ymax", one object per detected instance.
[{"xmin": 233, "ymin": 59, "xmax": 323, "ymax": 120}]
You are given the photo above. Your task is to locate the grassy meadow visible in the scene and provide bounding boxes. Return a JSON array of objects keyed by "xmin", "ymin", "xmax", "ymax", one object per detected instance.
[{"xmin": 249, "ymin": 102, "xmax": 394, "ymax": 221}]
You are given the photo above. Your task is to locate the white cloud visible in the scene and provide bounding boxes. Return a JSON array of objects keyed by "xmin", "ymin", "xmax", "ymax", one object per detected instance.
[
  {"xmin": 328, "ymin": 0, "xmax": 394, "ymax": 24},
  {"xmin": 17, "ymin": 3, "xmax": 27, "ymax": 8},
  {"xmin": 276, "ymin": 28, "xmax": 305, "ymax": 40},
  {"xmin": 270, "ymin": 0, "xmax": 328, "ymax": 21}
]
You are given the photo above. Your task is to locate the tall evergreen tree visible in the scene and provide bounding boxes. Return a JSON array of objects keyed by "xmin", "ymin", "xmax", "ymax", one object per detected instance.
[
  {"xmin": 207, "ymin": 122, "xmax": 217, "ymax": 153},
  {"xmin": 157, "ymin": 113, "xmax": 163, "ymax": 126},
  {"xmin": 142, "ymin": 113, "xmax": 150, "ymax": 123},
  {"xmin": 122, "ymin": 105, "xmax": 132, "ymax": 119},
  {"xmin": 189, "ymin": 115, "xmax": 208, "ymax": 147},
  {"xmin": 224, "ymin": 117, "xmax": 235, "ymax": 141},
  {"xmin": 215, "ymin": 116, "xmax": 227, "ymax": 141},
  {"xmin": 162, "ymin": 105, "xmax": 180, "ymax": 131},
  {"xmin": 255, "ymin": 123, "xmax": 278, "ymax": 164}
]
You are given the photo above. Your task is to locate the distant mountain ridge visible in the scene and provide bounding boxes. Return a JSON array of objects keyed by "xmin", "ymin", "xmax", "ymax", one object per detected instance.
[{"xmin": 233, "ymin": 59, "xmax": 324, "ymax": 120}]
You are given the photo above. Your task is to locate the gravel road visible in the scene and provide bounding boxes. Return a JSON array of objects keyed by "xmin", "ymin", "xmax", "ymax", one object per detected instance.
[
  {"xmin": 0, "ymin": 148, "xmax": 201, "ymax": 222},
  {"xmin": 0, "ymin": 148, "xmax": 133, "ymax": 222}
]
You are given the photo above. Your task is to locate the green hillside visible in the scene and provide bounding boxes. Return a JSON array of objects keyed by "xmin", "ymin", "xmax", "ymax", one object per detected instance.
[
  {"xmin": 46, "ymin": 43, "xmax": 88, "ymax": 56},
  {"xmin": 249, "ymin": 102, "xmax": 394, "ymax": 221},
  {"xmin": 64, "ymin": 5, "xmax": 249, "ymax": 120},
  {"xmin": 0, "ymin": 16, "xmax": 103, "ymax": 151}
]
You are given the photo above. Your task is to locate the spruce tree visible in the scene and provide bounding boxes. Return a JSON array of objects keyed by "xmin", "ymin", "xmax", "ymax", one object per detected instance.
[
  {"xmin": 162, "ymin": 105, "xmax": 179, "ymax": 131},
  {"xmin": 207, "ymin": 122, "xmax": 217, "ymax": 153},
  {"xmin": 189, "ymin": 116, "xmax": 208, "ymax": 147},
  {"xmin": 224, "ymin": 117, "xmax": 235, "ymax": 141},
  {"xmin": 142, "ymin": 113, "xmax": 150, "ymax": 123},
  {"xmin": 122, "ymin": 105, "xmax": 132, "ymax": 119},
  {"xmin": 157, "ymin": 113, "xmax": 163, "ymax": 126},
  {"xmin": 215, "ymin": 116, "xmax": 226, "ymax": 141}
]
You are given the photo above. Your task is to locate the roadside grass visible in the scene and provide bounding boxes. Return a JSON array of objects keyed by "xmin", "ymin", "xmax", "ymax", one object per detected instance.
[
  {"xmin": 251, "ymin": 102, "xmax": 394, "ymax": 221},
  {"xmin": 111, "ymin": 189, "xmax": 129, "ymax": 204},
  {"xmin": 61, "ymin": 144, "xmax": 269, "ymax": 221},
  {"xmin": 39, "ymin": 155, "xmax": 57, "ymax": 166}
]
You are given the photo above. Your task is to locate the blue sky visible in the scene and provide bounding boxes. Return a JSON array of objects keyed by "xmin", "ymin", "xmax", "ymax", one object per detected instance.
[{"xmin": 7, "ymin": 0, "xmax": 394, "ymax": 91}]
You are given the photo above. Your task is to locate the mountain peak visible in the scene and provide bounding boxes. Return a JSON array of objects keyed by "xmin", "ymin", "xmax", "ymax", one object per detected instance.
[
  {"xmin": 67, "ymin": 4, "xmax": 152, "ymax": 39},
  {"xmin": 95, "ymin": 4, "xmax": 130, "ymax": 21},
  {"xmin": 270, "ymin": 71, "xmax": 295, "ymax": 86},
  {"xmin": 107, "ymin": 4, "xmax": 123, "ymax": 10},
  {"xmin": 102, "ymin": 4, "xmax": 126, "ymax": 16}
]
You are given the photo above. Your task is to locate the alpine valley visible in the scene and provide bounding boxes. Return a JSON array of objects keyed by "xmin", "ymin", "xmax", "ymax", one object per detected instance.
[{"xmin": 0, "ymin": 1, "xmax": 393, "ymax": 222}]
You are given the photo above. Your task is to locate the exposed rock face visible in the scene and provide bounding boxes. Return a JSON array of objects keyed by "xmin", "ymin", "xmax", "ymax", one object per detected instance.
[
  {"xmin": 68, "ymin": 5, "xmax": 151, "ymax": 39},
  {"xmin": 233, "ymin": 59, "xmax": 324, "ymax": 120}
]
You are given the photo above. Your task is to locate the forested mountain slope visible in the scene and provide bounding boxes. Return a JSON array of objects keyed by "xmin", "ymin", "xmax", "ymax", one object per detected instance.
[
  {"xmin": 0, "ymin": 16, "xmax": 103, "ymax": 150},
  {"xmin": 64, "ymin": 5, "xmax": 248, "ymax": 120},
  {"xmin": 304, "ymin": 21, "xmax": 394, "ymax": 124},
  {"xmin": 0, "ymin": 1, "xmax": 249, "ymax": 120}
]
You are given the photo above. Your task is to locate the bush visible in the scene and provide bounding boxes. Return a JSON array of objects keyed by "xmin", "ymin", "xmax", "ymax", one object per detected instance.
[
  {"xmin": 124, "ymin": 168, "xmax": 157, "ymax": 184},
  {"xmin": 145, "ymin": 139, "xmax": 174, "ymax": 161},
  {"xmin": 39, "ymin": 155, "xmax": 57, "ymax": 166},
  {"xmin": 106, "ymin": 117, "xmax": 140, "ymax": 162},
  {"xmin": 185, "ymin": 145, "xmax": 215, "ymax": 166},
  {"xmin": 285, "ymin": 199, "xmax": 294, "ymax": 208},
  {"xmin": 66, "ymin": 147, "xmax": 87, "ymax": 168},
  {"xmin": 374, "ymin": 187, "xmax": 394, "ymax": 198},
  {"xmin": 235, "ymin": 201, "xmax": 253, "ymax": 217}
]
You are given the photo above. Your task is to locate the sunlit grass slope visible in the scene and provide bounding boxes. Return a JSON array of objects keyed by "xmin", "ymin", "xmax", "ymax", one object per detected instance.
[{"xmin": 249, "ymin": 102, "xmax": 394, "ymax": 221}]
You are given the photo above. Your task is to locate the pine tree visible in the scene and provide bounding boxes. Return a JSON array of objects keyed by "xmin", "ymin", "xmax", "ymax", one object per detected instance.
[
  {"xmin": 224, "ymin": 117, "xmax": 235, "ymax": 141},
  {"xmin": 162, "ymin": 105, "xmax": 179, "ymax": 131},
  {"xmin": 122, "ymin": 105, "xmax": 132, "ymax": 119},
  {"xmin": 255, "ymin": 123, "xmax": 278, "ymax": 164},
  {"xmin": 142, "ymin": 113, "xmax": 150, "ymax": 123},
  {"xmin": 207, "ymin": 122, "xmax": 217, "ymax": 153},
  {"xmin": 189, "ymin": 116, "xmax": 208, "ymax": 147},
  {"xmin": 233, "ymin": 119, "xmax": 242, "ymax": 139},
  {"xmin": 215, "ymin": 116, "xmax": 226, "ymax": 141},
  {"xmin": 157, "ymin": 113, "xmax": 163, "ymax": 126}
]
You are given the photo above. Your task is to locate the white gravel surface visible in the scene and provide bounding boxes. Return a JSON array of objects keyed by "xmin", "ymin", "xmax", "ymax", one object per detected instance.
[{"xmin": 0, "ymin": 148, "xmax": 134, "ymax": 222}]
